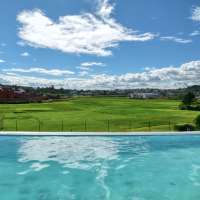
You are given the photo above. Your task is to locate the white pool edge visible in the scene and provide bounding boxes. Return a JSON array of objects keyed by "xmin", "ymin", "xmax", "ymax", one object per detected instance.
[{"xmin": 1, "ymin": 131, "xmax": 200, "ymax": 136}]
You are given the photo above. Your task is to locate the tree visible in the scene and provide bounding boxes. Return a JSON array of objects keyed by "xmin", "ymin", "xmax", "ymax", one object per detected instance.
[
  {"xmin": 24, "ymin": 87, "xmax": 30, "ymax": 93},
  {"xmin": 60, "ymin": 87, "xmax": 64, "ymax": 94},
  {"xmin": 182, "ymin": 92, "xmax": 195, "ymax": 109}
]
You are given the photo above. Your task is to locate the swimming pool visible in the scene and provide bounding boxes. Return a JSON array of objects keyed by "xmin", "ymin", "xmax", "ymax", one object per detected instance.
[{"xmin": 0, "ymin": 135, "xmax": 200, "ymax": 200}]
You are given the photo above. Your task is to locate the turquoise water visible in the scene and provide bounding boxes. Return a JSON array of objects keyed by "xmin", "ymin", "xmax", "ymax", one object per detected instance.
[{"xmin": 0, "ymin": 136, "xmax": 200, "ymax": 200}]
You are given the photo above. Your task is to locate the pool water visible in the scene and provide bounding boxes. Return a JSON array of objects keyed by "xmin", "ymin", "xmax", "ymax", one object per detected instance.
[{"xmin": 0, "ymin": 135, "xmax": 200, "ymax": 200}]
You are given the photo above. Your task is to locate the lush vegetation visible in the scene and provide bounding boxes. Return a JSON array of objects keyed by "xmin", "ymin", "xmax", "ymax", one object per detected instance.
[
  {"xmin": 0, "ymin": 97, "xmax": 199, "ymax": 132},
  {"xmin": 179, "ymin": 92, "xmax": 196, "ymax": 110},
  {"xmin": 174, "ymin": 124, "xmax": 195, "ymax": 131}
]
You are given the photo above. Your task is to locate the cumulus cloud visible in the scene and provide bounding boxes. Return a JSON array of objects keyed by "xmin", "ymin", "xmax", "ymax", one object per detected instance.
[
  {"xmin": 189, "ymin": 6, "xmax": 200, "ymax": 22},
  {"xmin": 21, "ymin": 52, "xmax": 30, "ymax": 56},
  {"xmin": 3, "ymin": 68, "xmax": 74, "ymax": 76},
  {"xmin": 0, "ymin": 52, "xmax": 3, "ymax": 54},
  {"xmin": 150, "ymin": 61, "xmax": 200, "ymax": 82},
  {"xmin": 17, "ymin": 0, "xmax": 157, "ymax": 57},
  {"xmin": 91, "ymin": 73, "xmax": 164, "ymax": 84},
  {"xmin": 1, "ymin": 60, "xmax": 200, "ymax": 89},
  {"xmin": 160, "ymin": 37, "xmax": 192, "ymax": 43},
  {"xmin": 78, "ymin": 71, "xmax": 89, "ymax": 76},
  {"xmin": 0, "ymin": 73, "xmax": 189, "ymax": 90},
  {"xmin": 0, "ymin": 60, "xmax": 5, "ymax": 63},
  {"xmin": 76, "ymin": 67, "xmax": 90, "ymax": 70},
  {"xmin": 1, "ymin": 43, "xmax": 6, "ymax": 46},
  {"xmin": 81, "ymin": 62, "xmax": 106, "ymax": 66},
  {"xmin": 189, "ymin": 30, "xmax": 199, "ymax": 36}
]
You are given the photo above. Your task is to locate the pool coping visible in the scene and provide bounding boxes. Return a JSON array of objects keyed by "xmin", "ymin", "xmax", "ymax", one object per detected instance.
[{"xmin": 1, "ymin": 131, "xmax": 200, "ymax": 136}]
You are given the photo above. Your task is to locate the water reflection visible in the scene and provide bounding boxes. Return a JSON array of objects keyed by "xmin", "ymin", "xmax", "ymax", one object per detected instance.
[
  {"xmin": 1, "ymin": 135, "xmax": 200, "ymax": 199},
  {"xmin": 17, "ymin": 136, "xmax": 149, "ymax": 166},
  {"xmin": 16, "ymin": 136, "xmax": 149, "ymax": 199}
]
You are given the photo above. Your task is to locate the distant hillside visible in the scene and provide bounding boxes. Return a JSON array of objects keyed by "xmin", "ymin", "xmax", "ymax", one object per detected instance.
[{"xmin": 187, "ymin": 85, "xmax": 200, "ymax": 92}]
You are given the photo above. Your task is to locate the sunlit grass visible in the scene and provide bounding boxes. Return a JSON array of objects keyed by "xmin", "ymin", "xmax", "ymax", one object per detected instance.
[{"xmin": 0, "ymin": 98, "xmax": 198, "ymax": 132}]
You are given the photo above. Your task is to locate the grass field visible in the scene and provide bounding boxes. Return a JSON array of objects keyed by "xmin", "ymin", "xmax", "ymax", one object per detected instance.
[{"xmin": 0, "ymin": 97, "xmax": 199, "ymax": 132}]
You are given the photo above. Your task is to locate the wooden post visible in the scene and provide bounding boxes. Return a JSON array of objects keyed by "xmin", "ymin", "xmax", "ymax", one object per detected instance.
[
  {"xmin": 62, "ymin": 121, "xmax": 63, "ymax": 132},
  {"xmin": 16, "ymin": 121, "xmax": 17, "ymax": 131},
  {"xmin": 169, "ymin": 120, "xmax": 170, "ymax": 131},
  {"xmin": 85, "ymin": 121, "xmax": 86, "ymax": 132},
  {"xmin": 149, "ymin": 121, "xmax": 150, "ymax": 132},
  {"xmin": 108, "ymin": 121, "xmax": 109, "ymax": 132}
]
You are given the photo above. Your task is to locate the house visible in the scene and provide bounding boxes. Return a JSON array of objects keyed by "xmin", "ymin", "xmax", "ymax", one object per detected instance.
[
  {"xmin": 14, "ymin": 88, "xmax": 26, "ymax": 94},
  {"xmin": 130, "ymin": 93, "xmax": 158, "ymax": 99}
]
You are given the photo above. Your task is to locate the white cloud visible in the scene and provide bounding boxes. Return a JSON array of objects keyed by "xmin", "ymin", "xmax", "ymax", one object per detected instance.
[
  {"xmin": 78, "ymin": 71, "xmax": 89, "ymax": 76},
  {"xmin": 1, "ymin": 43, "xmax": 6, "ymax": 46},
  {"xmin": 189, "ymin": 6, "xmax": 200, "ymax": 22},
  {"xmin": 0, "ymin": 60, "xmax": 5, "ymax": 63},
  {"xmin": 0, "ymin": 52, "xmax": 3, "ymax": 54},
  {"xmin": 149, "ymin": 61, "xmax": 200, "ymax": 82},
  {"xmin": 33, "ymin": 59, "xmax": 36, "ymax": 61},
  {"xmin": 3, "ymin": 68, "xmax": 74, "ymax": 76},
  {"xmin": 17, "ymin": 1, "xmax": 157, "ymax": 57},
  {"xmin": 91, "ymin": 73, "xmax": 165, "ymax": 83},
  {"xmin": 76, "ymin": 67, "xmax": 90, "ymax": 70},
  {"xmin": 1, "ymin": 60, "xmax": 200, "ymax": 89},
  {"xmin": 160, "ymin": 37, "xmax": 192, "ymax": 43},
  {"xmin": 21, "ymin": 52, "xmax": 29, "ymax": 56},
  {"xmin": 13, "ymin": 63, "xmax": 16, "ymax": 65},
  {"xmin": 6, "ymin": 73, "xmax": 19, "ymax": 76},
  {"xmin": 142, "ymin": 67, "xmax": 156, "ymax": 70},
  {"xmin": 0, "ymin": 73, "xmax": 183, "ymax": 90},
  {"xmin": 81, "ymin": 62, "xmax": 106, "ymax": 66},
  {"xmin": 189, "ymin": 30, "xmax": 199, "ymax": 36}
]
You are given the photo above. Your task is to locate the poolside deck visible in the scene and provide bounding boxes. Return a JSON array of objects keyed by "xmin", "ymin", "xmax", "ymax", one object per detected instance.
[{"xmin": 1, "ymin": 131, "xmax": 200, "ymax": 136}]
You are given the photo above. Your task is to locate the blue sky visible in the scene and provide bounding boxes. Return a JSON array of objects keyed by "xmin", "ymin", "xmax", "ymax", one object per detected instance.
[{"xmin": 0, "ymin": 0, "xmax": 200, "ymax": 89}]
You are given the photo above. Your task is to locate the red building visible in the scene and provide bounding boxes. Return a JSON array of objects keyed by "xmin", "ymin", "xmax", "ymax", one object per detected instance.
[
  {"xmin": 0, "ymin": 88, "xmax": 14, "ymax": 100},
  {"xmin": 0, "ymin": 88, "xmax": 49, "ymax": 101}
]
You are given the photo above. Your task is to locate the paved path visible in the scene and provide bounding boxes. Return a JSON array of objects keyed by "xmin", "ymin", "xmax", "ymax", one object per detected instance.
[{"xmin": 1, "ymin": 131, "xmax": 200, "ymax": 136}]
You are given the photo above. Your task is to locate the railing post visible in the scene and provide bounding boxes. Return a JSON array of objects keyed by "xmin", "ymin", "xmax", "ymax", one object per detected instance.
[
  {"xmin": 85, "ymin": 121, "xmax": 86, "ymax": 132},
  {"xmin": 71, "ymin": 129, "xmax": 72, "ymax": 132},
  {"xmin": 130, "ymin": 121, "xmax": 131, "ymax": 132},
  {"xmin": 169, "ymin": 120, "xmax": 170, "ymax": 131},
  {"xmin": 108, "ymin": 121, "xmax": 109, "ymax": 132},
  {"xmin": 149, "ymin": 121, "xmax": 150, "ymax": 132},
  {"xmin": 16, "ymin": 121, "xmax": 17, "ymax": 131},
  {"xmin": 62, "ymin": 121, "xmax": 63, "ymax": 132},
  {"xmin": 39, "ymin": 121, "xmax": 40, "ymax": 132}
]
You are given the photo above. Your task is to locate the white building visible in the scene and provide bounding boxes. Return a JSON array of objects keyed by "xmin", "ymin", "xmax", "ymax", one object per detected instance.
[
  {"xmin": 131, "ymin": 93, "xmax": 158, "ymax": 99},
  {"xmin": 14, "ymin": 88, "xmax": 26, "ymax": 94}
]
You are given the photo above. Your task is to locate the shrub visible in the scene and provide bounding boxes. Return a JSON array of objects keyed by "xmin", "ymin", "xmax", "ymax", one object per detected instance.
[
  {"xmin": 193, "ymin": 115, "xmax": 200, "ymax": 130},
  {"xmin": 37, "ymin": 100, "xmax": 42, "ymax": 103},
  {"xmin": 174, "ymin": 124, "xmax": 195, "ymax": 131},
  {"xmin": 179, "ymin": 103, "xmax": 188, "ymax": 110}
]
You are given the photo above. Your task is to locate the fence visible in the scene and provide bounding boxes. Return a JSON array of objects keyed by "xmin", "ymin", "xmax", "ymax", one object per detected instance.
[{"xmin": 0, "ymin": 119, "xmax": 178, "ymax": 132}]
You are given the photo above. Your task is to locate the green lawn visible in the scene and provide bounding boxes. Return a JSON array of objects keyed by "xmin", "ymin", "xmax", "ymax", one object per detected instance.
[{"xmin": 0, "ymin": 97, "xmax": 198, "ymax": 132}]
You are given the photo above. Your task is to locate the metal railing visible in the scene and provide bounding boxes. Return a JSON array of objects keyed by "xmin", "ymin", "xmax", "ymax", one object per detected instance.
[{"xmin": 0, "ymin": 120, "xmax": 177, "ymax": 132}]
